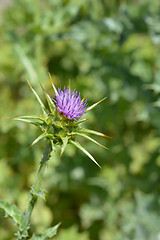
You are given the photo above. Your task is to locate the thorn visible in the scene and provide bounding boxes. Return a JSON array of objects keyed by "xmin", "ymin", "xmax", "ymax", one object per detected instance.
[
  {"xmin": 82, "ymin": 95, "xmax": 87, "ymax": 102},
  {"xmin": 96, "ymin": 142, "xmax": 109, "ymax": 150},
  {"xmin": 94, "ymin": 97, "xmax": 107, "ymax": 107},
  {"xmin": 48, "ymin": 72, "xmax": 55, "ymax": 88},
  {"xmin": 87, "ymin": 97, "xmax": 107, "ymax": 112},
  {"xmin": 40, "ymin": 82, "xmax": 45, "ymax": 92},
  {"xmin": 8, "ymin": 117, "xmax": 17, "ymax": 120},
  {"xmin": 59, "ymin": 151, "xmax": 63, "ymax": 159},
  {"xmin": 28, "ymin": 143, "xmax": 33, "ymax": 149},
  {"xmin": 26, "ymin": 79, "xmax": 33, "ymax": 89},
  {"xmin": 97, "ymin": 163, "xmax": 102, "ymax": 168},
  {"xmin": 104, "ymin": 134, "xmax": 112, "ymax": 139},
  {"xmin": 48, "ymin": 72, "xmax": 58, "ymax": 95},
  {"xmin": 69, "ymin": 79, "xmax": 71, "ymax": 91},
  {"xmin": 75, "ymin": 118, "xmax": 88, "ymax": 124},
  {"xmin": 93, "ymin": 160, "xmax": 101, "ymax": 168}
]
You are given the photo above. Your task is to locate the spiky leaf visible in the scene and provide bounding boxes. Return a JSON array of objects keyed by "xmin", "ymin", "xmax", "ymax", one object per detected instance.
[
  {"xmin": 72, "ymin": 132, "xmax": 109, "ymax": 150},
  {"xmin": 75, "ymin": 118, "xmax": 88, "ymax": 124},
  {"xmin": 30, "ymin": 223, "xmax": 60, "ymax": 240},
  {"xmin": 27, "ymin": 80, "xmax": 47, "ymax": 116},
  {"xmin": 60, "ymin": 136, "xmax": 68, "ymax": 158},
  {"xmin": 86, "ymin": 97, "xmax": 107, "ymax": 112},
  {"xmin": 28, "ymin": 133, "xmax": 53, "ymax": 148},
  {"xmin": 82, "ymin": 128, "xmax": 111, "ymax": 138},
  {"xmin": 10, "ymin": 116, "xmax": 45, "ymax": 121},
  {"xmin": 40, "ymin": 83, "xmax": 56, "ymax": 113},
  {"xmin": 48, "ymin": 73, "xmax": 58, "ymax": 95},
  {"xmin": 0, "ymin": 201, "xmax": 28, "ymax": 237},
  {"xmin": 10, "ymin": 117, "xmax": 44, "ymax": 129},
  {"xmin": 69, "ymin": 140, "xmax": 101, "ymax": 168}
]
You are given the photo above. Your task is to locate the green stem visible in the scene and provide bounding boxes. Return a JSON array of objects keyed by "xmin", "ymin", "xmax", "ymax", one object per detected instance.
[{"xmin": 21, "ymin": 140, "xmax": 52, "ymax": 239}]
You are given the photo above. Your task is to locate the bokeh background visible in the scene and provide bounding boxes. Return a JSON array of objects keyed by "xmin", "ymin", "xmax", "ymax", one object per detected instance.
[{"xmin": 1, "ymin": 0, "xmax": 160, "ymax": 239}]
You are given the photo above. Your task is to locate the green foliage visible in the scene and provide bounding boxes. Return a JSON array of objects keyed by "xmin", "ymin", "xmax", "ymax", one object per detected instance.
[
  {"xmin": 0, "ymin": 201, "xmax": 28, "ymax": 238},
  {"xmin": 1, "ymin": 0, "xmax": 160, "ymax": 239},
  {"xmin": 0, "ymin": 201, "xmax": 23, "ymax": 227},
  {"xmin": 30, "ymin": 223, "xmax": 60, "ymax": 240}
]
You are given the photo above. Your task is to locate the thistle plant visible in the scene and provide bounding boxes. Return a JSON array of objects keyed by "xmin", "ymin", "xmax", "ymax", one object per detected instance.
[{"xmin": 0, "ymin": 75, "xmax": 110, "ymax": 240}]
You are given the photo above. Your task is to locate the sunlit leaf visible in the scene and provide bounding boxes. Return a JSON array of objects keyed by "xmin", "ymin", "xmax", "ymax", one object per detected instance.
[
  {"xmin": 0, "ymin": 201, "xmax": 28, "ymax": 237},
  {"xmin": 75, "ymin": 118, "xmax": 88, "ymax": 124},
  {"xmin": 27, "ymin": 80, "xmax": 47, "ymax": 116},
  {"xmin": 60, "ymin": 136, "xmax": 68, "ymax": 158},
  {"xmin": 30, "ymin": 223, "xmax": 61, "ymax": 240},
  {"xmin": 72, "ymin": 132, "xmax": 109, "ymax": 150},
  {"xmin": 82, "ymin": 128, "xmax": 111, "ymax": 138},
  {"xmin": 10, "ymin": 118, "xmax": 43, "ymax": 128},
  {"xmin": 28, "ymin": 133, "xmax": 53, "ymax": 148},
  {"xmin": 69, "ymin": 140, "xmax": 101, "ymax": 168},
  {"xmin": 48, "ymin": 73, "xmax": 58, "ymax": 95},
  {"xmin": 86, "ymin": 97, "xmax": 107, "ymax": 112},
  {"xmin": 0, "ymin": 201, "xmax": 23, "ymax": 227},
  {"xmin": 40, "ymin": 83, "xmax": 56, "ymax": 113},
  {"xmin": 10, "ymin": 116, "xmax": 45, "ymax": 121}
]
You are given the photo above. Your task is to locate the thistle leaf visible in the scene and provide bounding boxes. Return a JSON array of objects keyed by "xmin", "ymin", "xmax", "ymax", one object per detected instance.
[
  {"xmin": 27, "ymin": 80, "xmax": 47, "ymax": 116},
  {"xmin": 75, "ymin": 118, "xmax": 88, "ymax": 124},
  {"xmin": 10, "ymin": 118, "xmax": 43, "ymax": 128},
  {"xmin": 82, "ymin": 128, "xmax": 111, "ymax": 138},
  {"xmin": 48, "ymin": 73, "xmax": 58, "ymax": 95},
  {"xmin": 69, "ymin": 140, "xmax": 101, "ymax": 168},
  {"xmin": 10, "ymin": 116, "xmax": 45, "ymax": 121},
  {"xmin": 30, "ymin": 223, "xmax": 61, "ymax": 240},
  {"xmin": 10, "ymin": 115, "xmax": 45, "ymax": 126},
  {"xmin": 0, "ymin": 201, "xmax": 27, "ymax": 233},
  {"xmin": 60, "ymin": 136, "xmax": 68, "ymax": 158},
  {"xmin": 72, "ymin": 132, "xmax": 109, "ymax": 150},
  {"xmin": 28, "ymin": 133, "xmax": 53, "ymax": 148},
  {"xmin": 40, "ymin": 83, "xmax": 55, "ymax": 113},
  {"xmin": 86, "ymin": 97, "xmax": 107, "ymax": 112}
]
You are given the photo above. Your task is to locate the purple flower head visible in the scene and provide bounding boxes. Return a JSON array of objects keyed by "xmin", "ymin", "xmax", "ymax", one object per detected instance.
[{"xmin": 54, "ymin": 87, "xmax": 88, "ymax": 120}]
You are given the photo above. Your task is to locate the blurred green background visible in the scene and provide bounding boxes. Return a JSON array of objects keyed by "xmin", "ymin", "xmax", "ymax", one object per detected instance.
[{"xmin": 1, "ymin": 0, "xmax": 160, "ymax": 239}]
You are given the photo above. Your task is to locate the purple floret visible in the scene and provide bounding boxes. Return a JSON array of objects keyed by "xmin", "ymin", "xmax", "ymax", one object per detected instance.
[{"xmin": 54, "ymin": 87, "xmax": 88, "ymax": 120}]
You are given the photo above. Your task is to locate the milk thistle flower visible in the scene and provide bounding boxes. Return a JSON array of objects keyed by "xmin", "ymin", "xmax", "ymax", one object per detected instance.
[
  {"xmin": 54, "ymin": 87, "xmax": 87, "ymax": 120},
  {"xmin": 12, "ymin": 75, "xmax": 110, "ymax": 168},
  {"xmin": 5, "ymin": 75, "xmax": 110, "ymax": 239}
]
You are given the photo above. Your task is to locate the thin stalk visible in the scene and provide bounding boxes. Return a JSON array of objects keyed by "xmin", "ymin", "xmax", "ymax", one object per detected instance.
[{"xmin": 21, "ymin": 140, "xmax": 52, "ymax": 239}]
